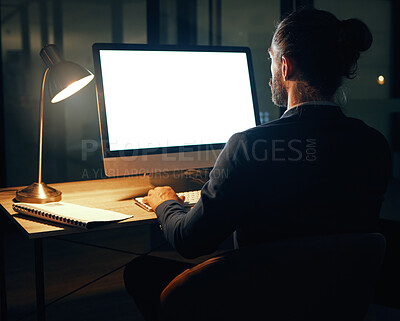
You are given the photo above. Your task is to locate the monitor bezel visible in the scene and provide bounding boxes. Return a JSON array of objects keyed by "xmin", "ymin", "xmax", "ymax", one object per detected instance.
[{"xmin": 92, "ymin": 43, "xmax": 260, "ymax": 162}]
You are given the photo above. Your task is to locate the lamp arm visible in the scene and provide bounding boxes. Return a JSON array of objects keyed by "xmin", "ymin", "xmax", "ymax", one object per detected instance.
[{"xmin": 38, "ymin": 67, "xmax": 49, "ymax": 184}]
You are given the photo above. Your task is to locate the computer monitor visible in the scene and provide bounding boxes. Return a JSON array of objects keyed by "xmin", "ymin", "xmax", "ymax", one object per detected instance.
[{"xmin": 92, "ymin": 43, "xmax": 260, "ymax": 177}]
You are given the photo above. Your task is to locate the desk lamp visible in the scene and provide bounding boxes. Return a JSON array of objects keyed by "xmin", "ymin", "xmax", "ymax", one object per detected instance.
[{"xmin": 16, "ymin": 44, "xmax": 94, "ymax": 203}]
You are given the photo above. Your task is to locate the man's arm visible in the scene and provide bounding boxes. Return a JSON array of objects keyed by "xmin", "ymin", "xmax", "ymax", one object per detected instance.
[{"xmin": 144, "ymin": 133, "xmax": 249, "ymax": 259}]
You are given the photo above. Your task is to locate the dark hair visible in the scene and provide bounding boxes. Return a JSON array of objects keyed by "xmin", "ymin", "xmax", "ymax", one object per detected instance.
[{"xmin": 272, "ymin": 9, "xmax": 373, "ymax": 98}]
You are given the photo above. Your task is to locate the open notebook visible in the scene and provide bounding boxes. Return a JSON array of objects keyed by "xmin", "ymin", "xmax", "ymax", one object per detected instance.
[{"xmin": 12, "ymin": 202, "xmax": 133, "ymax": 229}]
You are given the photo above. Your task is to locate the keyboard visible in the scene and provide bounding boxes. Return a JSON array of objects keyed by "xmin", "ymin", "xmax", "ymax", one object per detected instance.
[{"xmin": 134, "ymin": 190, "xmax": 201, "ymax": 212}]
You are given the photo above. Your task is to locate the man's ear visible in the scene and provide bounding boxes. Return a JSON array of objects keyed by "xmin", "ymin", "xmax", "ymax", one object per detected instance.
[{"xmin": 281, "ymin": 55, "xmax": 295, "ymax": 81}]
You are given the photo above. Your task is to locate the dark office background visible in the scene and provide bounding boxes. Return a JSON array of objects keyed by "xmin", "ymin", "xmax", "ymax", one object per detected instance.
[{"xmin": 1, "ymin": 1, "xmax": 400, "ymax": 320}]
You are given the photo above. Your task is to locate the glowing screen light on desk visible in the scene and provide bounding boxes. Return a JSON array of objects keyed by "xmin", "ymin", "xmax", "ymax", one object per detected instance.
[{"xmin": 16, "ymin": 44, "xmax": 94, "ymax": 204}]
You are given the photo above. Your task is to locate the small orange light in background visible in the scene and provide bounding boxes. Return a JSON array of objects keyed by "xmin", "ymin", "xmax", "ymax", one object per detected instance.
[{"xmin": 377, "ymin": 75, "xmax": 385, "ymax": 85}]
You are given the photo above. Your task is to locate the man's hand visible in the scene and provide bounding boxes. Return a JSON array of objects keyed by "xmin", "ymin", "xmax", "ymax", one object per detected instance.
[{"xmin": 143, "ymin": 186, "xmax": 185, "ymax": 211}]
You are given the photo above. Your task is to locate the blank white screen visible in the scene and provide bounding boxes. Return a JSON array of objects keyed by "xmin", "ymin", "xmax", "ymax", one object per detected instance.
[{"xmin": 99, "ymin": 50, "xmax": 257, "ymax": 151}]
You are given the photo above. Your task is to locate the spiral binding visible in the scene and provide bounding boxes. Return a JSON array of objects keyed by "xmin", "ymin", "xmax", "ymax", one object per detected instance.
[{"xmin": 12, "ymin": 203, "xmax": 86, "ymax": 228}]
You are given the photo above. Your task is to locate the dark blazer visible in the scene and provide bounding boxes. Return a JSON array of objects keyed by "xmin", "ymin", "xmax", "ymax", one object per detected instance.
[{"xmin": 155, "ymin": 103, "xmax": 392, "ymax": 259}]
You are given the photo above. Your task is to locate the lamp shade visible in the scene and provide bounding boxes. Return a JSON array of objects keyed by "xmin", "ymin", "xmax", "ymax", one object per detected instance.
[{"xmin": 40, "ymin": 44, "xmax": 94, "ymax": 103}]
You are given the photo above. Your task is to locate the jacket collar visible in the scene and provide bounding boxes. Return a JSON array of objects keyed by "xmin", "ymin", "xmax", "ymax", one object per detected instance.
[{"xmin": 281, "ymin": 101, "xmax": 343, "ymax": 119}]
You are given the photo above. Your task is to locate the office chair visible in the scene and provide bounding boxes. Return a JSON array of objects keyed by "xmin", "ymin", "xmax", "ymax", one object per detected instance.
[{"xmin": 159, "ymin": 233, "xmax": 386, "ymax": 321}]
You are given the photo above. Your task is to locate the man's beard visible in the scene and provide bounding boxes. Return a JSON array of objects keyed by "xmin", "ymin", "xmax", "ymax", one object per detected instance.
[{"xmin": 269, "ymin": 69, "xmax": 288, "ymax": 107}]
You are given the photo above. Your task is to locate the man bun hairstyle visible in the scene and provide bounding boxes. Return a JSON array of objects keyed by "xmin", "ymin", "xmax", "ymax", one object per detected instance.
[
  {"xmin": 338, "ymin": 18, "xmax": 373, "ymax": 78},
  {"xmin": 273, "ymin": 9, "xmax": 373, "ymax": 98}
]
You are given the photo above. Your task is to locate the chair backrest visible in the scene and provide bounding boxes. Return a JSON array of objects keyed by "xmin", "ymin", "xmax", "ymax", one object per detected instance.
[{"xmin": 159, "ymin": 233, "xmax": 386, "ymax": 321}]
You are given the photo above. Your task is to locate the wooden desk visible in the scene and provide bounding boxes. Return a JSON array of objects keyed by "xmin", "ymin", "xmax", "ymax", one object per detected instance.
[{"xmin": 0, "ymin": 176, "xmax": 158, "ymax": 321}]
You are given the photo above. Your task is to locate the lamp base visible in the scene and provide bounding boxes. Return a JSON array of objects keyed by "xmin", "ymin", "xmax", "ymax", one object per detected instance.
[{"xmin": 16, "ymin": 182, "xmax": 62, "ymax": 203}]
